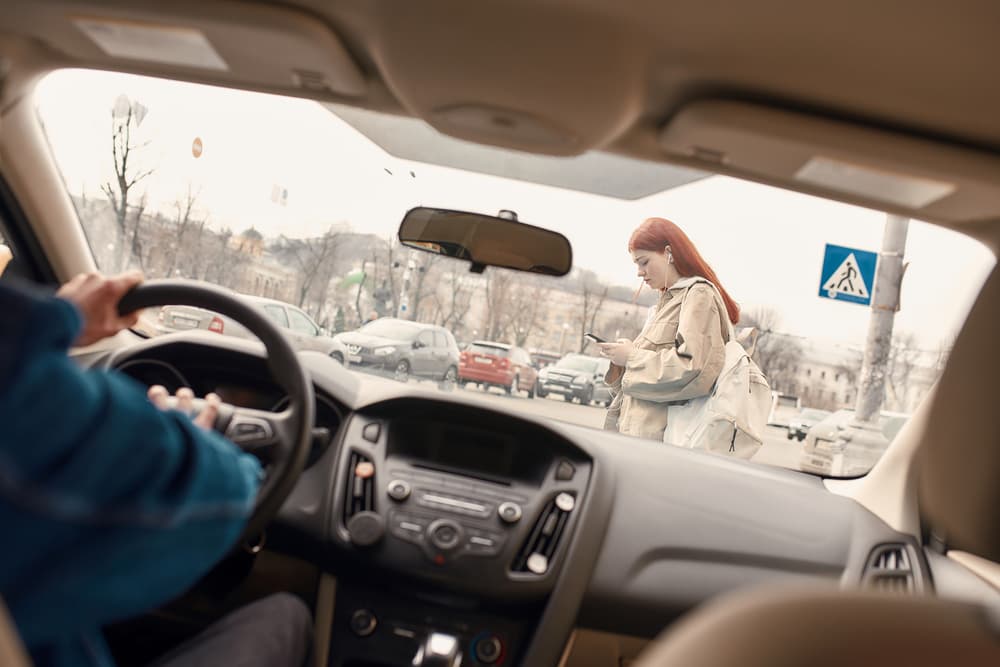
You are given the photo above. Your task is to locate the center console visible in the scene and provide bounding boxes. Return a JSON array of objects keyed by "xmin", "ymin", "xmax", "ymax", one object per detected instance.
[{"xmin": 325, "ymin": 405, "xmax": 592, "ymax": 667}]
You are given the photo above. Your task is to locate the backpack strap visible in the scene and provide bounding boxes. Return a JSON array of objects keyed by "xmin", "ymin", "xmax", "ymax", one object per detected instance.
[{"xmin": 678, "ymin": 277, "xmax": 734, "ymax": 343}]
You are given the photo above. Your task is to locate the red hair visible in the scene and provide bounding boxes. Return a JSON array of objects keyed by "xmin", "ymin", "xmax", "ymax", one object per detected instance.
[{"xmin": 629, "ymin": 217, "xmax": 740, "ymax": 324}]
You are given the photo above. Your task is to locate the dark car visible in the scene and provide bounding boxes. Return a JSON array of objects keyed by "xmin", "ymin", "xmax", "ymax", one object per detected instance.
[
  {"xmin": 786, "ymin": 408, "xmax": 832, "ymax": 441},
  {"xmin": 459, "ymin": 341, "xmax": 538, "ymax": 398},
  {"xmin": 536, "ymin": 353, "xmax": 612, "ymax": 405},
  {"xmin": 333, "ymin": 318, "xmax": 460, "ymax": 383}
]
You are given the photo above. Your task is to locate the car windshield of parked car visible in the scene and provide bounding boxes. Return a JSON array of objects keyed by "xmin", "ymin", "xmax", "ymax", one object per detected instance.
[
  {"xmin": 801, "ymin": 409, "xmax": 831, "ymax": 421},
  {"xmin": 360, "ymin": 320, "xmax": 422, "ymax": 341},
  {"xmin": 555, "ymin": 357, "xmax": 600, "ymax": 374},
  {"xmin": 35, "ymin": 69, "xmax": 995, "ymax": 478}
]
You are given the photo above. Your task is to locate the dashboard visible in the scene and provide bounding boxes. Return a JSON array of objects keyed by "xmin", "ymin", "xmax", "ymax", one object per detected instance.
[{"xmin": 83, "ymin": 330, "xmax": 961, "ymax": 667}]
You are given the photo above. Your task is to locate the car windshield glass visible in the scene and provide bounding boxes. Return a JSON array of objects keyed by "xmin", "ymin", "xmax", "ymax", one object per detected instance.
[
  {"xmin": 556, "ymin": 357, "xmax": 599, "ymax": 373},
  {"xmin": 800, "ymin": 409, "xmax": 830, "ymax": 420},
  {"xmin": 35, "ymin": 69, "xmax": 995, "ymax": 478},
  {"xmin": 359, "ymin": 320, "xmax": 421, "ymax": 341}
]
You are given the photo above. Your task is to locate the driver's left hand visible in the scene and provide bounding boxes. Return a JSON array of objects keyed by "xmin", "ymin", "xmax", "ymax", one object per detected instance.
[{"xmin": 57, "ymin": 271, "xmax": 144, "ymax": 346}]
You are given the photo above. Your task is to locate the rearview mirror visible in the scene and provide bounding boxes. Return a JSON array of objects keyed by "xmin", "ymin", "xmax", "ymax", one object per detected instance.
[{"xmin": 398, "ymin": 207, "xmax": 573, "ymax": 276}]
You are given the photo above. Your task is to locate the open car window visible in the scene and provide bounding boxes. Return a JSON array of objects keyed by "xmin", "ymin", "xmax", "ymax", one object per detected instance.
[{"xmin": 35, "ymin": 68, "xmax": 995, "ymax": 477}]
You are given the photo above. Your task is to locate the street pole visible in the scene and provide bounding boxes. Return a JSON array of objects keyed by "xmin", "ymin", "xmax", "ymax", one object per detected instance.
[
  {"xmin": 835, "ymin": 214, "xmax": 909, "ymax": 473},
  {"xmin": 856, "ymin": 214, "xmax": 910, "ymax": 423}
]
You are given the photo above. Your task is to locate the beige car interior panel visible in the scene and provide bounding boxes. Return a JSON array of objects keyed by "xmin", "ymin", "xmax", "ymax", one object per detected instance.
[
  {"xmin": 560, "ymin": 629, "xmax": 649, "ymax": 667},
  {"xmin": 948, "ymin": 551, "xmax": 1000, "ymax": 591},
  {"xmin": 631, "ymin": 587, "xmax": 1000, "ymax": 667},
  {"xmin": 314, "ymin": 574, "xmax": 336, "ymax": 667},
  {"xmin": 824, "ymin": 384, "xmax": 935, "ymax": 538},
  {"xmin": 660, "ymin": 100, "xmax": 1000, "ymax": 229},
  {"xmin": 919, "ymin": 264, "xmax": 1000, "ymax": 563}
]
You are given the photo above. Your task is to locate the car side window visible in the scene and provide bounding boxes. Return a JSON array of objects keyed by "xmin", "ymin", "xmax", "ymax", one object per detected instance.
[
  {"xmin": 433, "ymin": 331, "xmax": 448, "ymax": 348},
  {"xmin": 417, "ymin": 331, "xmax": 435, "ymax": 348},
  {"xmin": 263, "ymin": 304, "xmax": 289, "ymax": 328},
  {"xmin": 287, "ymin": 308, "xmax": 319, "ymax": 335}
]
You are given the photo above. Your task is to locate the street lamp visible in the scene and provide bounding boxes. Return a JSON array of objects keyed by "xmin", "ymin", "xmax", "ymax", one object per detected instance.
[{"xmin": 559, "ymin": 322, "xmax": 569, "ymax": 354}]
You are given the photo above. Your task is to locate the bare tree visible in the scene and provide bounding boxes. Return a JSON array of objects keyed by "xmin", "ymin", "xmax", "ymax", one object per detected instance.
[
  {"xmin": 507, "ymin": 283, "xmax": 547, "ymax": 346},
  {"xmin": 270, "ymin": 228, "xmax": 341, "ymax": 311},
  {"xmin": 482, "ymin": 269, "xmax": 516, "ymax": 341},
  {"xmin": 409, "ymin": 253, "xmax": 444, "ymax": 322},
  {"xmin": 885, "ymin": 332, "xmax": 922, "ymax": 410},
  {"xmin": 164, "ymin": 185, "xmax": 206, "ymax": 278},
  {"xmin": 100, "ymin": 98, "xmax": 154, "ymax": 272},
  {"xmin": 739, "ymin": 305, "xmax": 803, "ymax": 394},
  {"xmin": 433, "ymin": 271, "xmax": 475, "ymax": 338},
  {"xmin": 577, "ymin": 277, "xmax": 608, "ymax": 353}
]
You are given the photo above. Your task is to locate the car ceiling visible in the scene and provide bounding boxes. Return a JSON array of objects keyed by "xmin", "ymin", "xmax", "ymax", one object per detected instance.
[{"xmin": 0, "ymin": 0, "xmax": 999, "ymax": 239}]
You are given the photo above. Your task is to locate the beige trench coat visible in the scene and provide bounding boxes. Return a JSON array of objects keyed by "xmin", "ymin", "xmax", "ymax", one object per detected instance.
[{"xmin": 604, "ymin": 277, "xmax": 728, "ymax": 440}]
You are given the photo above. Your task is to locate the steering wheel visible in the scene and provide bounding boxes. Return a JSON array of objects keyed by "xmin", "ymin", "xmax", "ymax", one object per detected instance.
[{"xmin": 118, "ymin": 279, "xmax": 315, "ymax": 537}]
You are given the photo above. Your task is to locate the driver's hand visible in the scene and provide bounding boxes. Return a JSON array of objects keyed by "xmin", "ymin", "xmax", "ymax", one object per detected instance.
[
  {"xmin": 57, "ymin": 271, "xmax": 143, "ymax": 347},
  {"xmin": 148, "ymin": 385, "xmax": 221, "ymax": 431}
]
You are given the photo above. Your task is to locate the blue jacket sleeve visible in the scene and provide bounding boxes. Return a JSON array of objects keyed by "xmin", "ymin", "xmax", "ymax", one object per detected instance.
[{"xmin": 0, "ymin": 283, "xmax": 262, "ymax": 647}]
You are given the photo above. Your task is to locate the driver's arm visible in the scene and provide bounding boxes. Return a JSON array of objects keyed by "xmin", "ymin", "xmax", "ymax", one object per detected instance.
[{"xmin": 0, "ymin": 278, "xmax": 262, "ymax": 648}]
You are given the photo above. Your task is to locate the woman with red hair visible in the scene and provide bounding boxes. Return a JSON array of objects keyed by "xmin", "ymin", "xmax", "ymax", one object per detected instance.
[{"xmin": 599, "ymin": 217, "xmax": 739, "ymax": 443}]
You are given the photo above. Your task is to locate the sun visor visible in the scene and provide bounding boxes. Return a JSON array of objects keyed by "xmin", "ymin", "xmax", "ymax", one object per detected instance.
[
  {"xmin": 659, "ymin": 100, "xmax": 1000, "ymax": 225},
  {"xmin": 20, "ymin": 1, "xmax": 365, "ymax": 97}
]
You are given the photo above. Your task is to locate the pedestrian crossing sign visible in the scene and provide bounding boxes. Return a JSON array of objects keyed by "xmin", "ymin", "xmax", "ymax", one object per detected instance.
[{"xmin": 819, "ymin": 244, "xmax": 878, "ymax": 305}]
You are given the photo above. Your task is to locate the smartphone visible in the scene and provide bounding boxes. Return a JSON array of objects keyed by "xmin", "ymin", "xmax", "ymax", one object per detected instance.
[{"xmin": 584, "ymin": 332, "xmax": 606, "ymax": 343}]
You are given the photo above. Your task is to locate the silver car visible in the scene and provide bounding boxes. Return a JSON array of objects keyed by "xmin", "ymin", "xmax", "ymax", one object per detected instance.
[{"xmin": 148, "ymin": 294, "xmax": 347, "ymax": 358}]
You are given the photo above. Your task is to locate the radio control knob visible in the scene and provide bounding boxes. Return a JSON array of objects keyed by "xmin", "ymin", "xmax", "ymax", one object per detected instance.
[
  {"xmin": 427, "ymin": 519, "xmax": 463, "ymax": 551},
  {"xmin": 498, "ymin": 502, "xmax": 522, "ymax": 524},
  {"xmin": 387, "ymin": 479, "xmax": 411, "ymax": 501}
]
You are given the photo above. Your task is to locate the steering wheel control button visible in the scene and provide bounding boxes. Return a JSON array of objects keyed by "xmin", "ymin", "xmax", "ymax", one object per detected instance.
[
  {"xmin": 387, "ymin": 479, "xmax": 411, "ymax": 501},
  {"xmin": 226, "ymin": 417, "xmax": 273, "ymax": 444},
  {"xmin": 427, "ymin": 519, "xmax": 463, "ymax": 551},
  {"xmin": 498, "ymin": 501, "xmax": 522, "ymax": 524},
  {"xmin": 555, "ymin": 460, "xmax": 576, "ymax": 481},
  {"xmin": 526, "ymin": 553, "xmax": 549, "ymax": 575},
  {"xmin": 473, "ymin": 635, "xmax": 504, "ymax": 664},
  {"xmin": 362, "ymin": 422, "xmax": 381, "ymax": 443},
  {"xmin": 347, "ymin": 511, "xmax": 385, "ymax": 546},
  {"xmin": 349, "ymin": 609, "xmax": 377, "ymax": 637},
  {"xmin": 555, "ymin": 492, "xmax": 576, "ymax": 512}
]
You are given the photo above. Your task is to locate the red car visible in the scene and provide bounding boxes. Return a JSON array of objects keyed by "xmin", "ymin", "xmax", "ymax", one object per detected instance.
[{"xmin": 459, "ymin": 341, "xmax": 538, "ymax": 398}]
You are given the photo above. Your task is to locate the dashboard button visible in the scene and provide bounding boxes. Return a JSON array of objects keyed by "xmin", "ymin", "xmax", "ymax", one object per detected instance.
[
  {"xmin": 350, "ymin": 609, "xmax": 377, "ymax": 637},
  {"xmin": 526, "ymin": 553, "xmax": 549, "ymax": 575},
  {"xmin": 473, "ymin": 635, "xmax": 504, "ymax": 664},
  {"xmin": 387, "ymin": 479, "xmax": 411, "ymax": 501},
  {"xmin": 362, "ymin": 422, "xmax": 381, "ymax": 443},
  {"xmin": 555, "ymin": 460, "xmax": 576, "ymax": 481},
  {"xmin": 498, "ymin": 502, "xmax": 522, "ymax": 524}
]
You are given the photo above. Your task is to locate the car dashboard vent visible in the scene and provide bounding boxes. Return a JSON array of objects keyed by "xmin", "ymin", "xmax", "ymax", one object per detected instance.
[
  {"xmin": 343, "ymin": 450, "xmax": 375, "ymax": 525},
  {"xmin": 863, "ymin": 544, "xmax": 915, "ymax": 594},
  {"xmin": 512, "ymin": 493, "xmax": 575, "ymax": 575}
]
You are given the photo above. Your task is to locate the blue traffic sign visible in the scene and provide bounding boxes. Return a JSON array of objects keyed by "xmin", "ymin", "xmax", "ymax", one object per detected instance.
[{"xmin": 819, "ymin": 244, "xmax": 878, "ymax": 306}]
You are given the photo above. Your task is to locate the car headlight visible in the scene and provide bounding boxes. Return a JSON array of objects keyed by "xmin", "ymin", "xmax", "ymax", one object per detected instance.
[
  {"xmin": 374, "ymin": 346, "xmax": 396, "ymax": 356},
  {"xmin": 571, "ymin": 376, "xmax": 587, "ymax": 385},
  {"xmin": 538, "ymin": 369, "xmax": 549, "ymax": 379}
]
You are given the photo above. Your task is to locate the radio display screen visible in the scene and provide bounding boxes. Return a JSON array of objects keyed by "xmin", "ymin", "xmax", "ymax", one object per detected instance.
[{"xmin": 388, "ymin": 418, "xmax": 550, "ymax": 484}]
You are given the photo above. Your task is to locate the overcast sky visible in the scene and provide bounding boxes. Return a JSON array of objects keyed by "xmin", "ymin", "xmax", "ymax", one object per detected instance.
[{"xmin": 36, "ymin": 70, "xmax": 995, "ymax": 350}]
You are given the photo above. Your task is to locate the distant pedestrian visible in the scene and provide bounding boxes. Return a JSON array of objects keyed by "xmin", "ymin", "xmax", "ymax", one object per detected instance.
[{"xmin": 599, "ymin": 217, "xmax": 740, "ymax": 443}]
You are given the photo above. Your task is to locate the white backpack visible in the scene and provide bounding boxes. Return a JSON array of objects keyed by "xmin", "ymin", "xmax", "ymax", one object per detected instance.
[{"xmin": 679, "ymin": 280, "xmax": 771, "ymax": 459}]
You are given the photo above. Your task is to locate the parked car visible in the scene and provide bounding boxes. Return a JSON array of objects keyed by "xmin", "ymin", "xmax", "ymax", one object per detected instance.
[
  {"xmin": 333, "ymin": 318, "xmax": 460, "ymax": 383},
  {"xmin": 536, "ymin": 353, "xmax": 612, "ymax": 405},
  {"xmin": 786, "ymin": 408, "xmax": 832, "ymax": 441},
  {"xmin": 799, "ymin": 409, "xmax": 911, "ymax": 476},
  {"xmin": 459, "ymin": 341, "xmax": 537, "ymax": 398},
  {"xmin": 150, "ymin": 294, "xmax": 347, "ymax": 358},
  {"xmin": 529, "ymin": 349, "xmax": 562, "ymax": 369}
]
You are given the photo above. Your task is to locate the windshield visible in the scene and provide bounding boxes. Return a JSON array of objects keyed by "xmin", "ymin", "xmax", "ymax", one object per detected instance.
[
  {"xmin": 468, "ymin": 344, "xmax": 509, "ymax": 357},
  {"xmin": 800, "ymin": 409, "xmax": 831, "ymax": 421},
  {"xmin": 359, "ymin": 320, "xmax": 421, "ymax": 341},
  {"xmin": 554, "ymin": 357, "xmax": 600, "ymax": 374},
  {"xmin": 36, "ymin": 69, "xmax": 995, "ymax": 478}
]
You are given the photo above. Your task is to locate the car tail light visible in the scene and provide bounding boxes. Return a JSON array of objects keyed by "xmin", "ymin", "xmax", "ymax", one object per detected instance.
[
  {"xmin": 498, "ymin": 358, "xmax": 510, "ymax": 369},
  {"xmin": 208, "ymin": 316, "xmax": 225, "ymax": 334}
]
